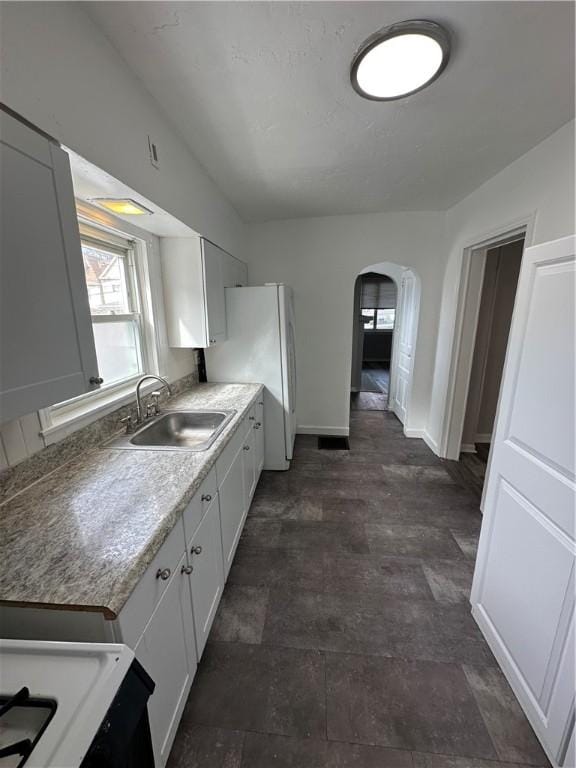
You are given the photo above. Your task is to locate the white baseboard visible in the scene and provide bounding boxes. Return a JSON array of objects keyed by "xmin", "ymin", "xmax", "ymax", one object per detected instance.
[
  {"xmin": 403, "ymin": 427, "xmax": 424, "ymax": 439},
  {"xmin": 460, "ymin": 443, "xmax": 477, "ymax": 454},
  {"xmin": 475, "ymin": 433, "xmax": 492, "ymax": 443},
  {"xmin": 401, "ymin": 426, "xmax": 441, "ymax": 456},
  {"xmin": 296, "ymin": 425, "xmax": 350, "ymax": 437}
]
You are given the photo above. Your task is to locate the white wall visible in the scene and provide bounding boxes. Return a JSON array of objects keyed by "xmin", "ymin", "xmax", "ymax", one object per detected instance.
[
  {"xmin": 0, "ymin": 2, "xmax": 244, "ymax": 257},
  {"xmin": 246, "ymin": 213, "xmax": 445, "ymax": 435},
  {"xmin": 427, "ymin": 120, "xmax": 575, "ymax": 451}
]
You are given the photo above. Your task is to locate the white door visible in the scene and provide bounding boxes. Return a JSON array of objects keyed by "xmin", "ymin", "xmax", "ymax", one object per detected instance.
[
  {"xmin": 390, "ymin": 271, "xmax": 417, "ymax": 424},
  {"xmin": 279, "ymin": 286, "xmax": 297, "ymax": 460},
  {"xmin": 188, "ymin": 498, "xmax": 224, "ymax": 658},
  {"xmin": 471, "ymin": 235, "xmax": 575, "ymax": 767}
]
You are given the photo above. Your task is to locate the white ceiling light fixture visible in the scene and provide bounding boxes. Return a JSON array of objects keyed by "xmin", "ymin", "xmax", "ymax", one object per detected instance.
[{"xmin": 351, "ymin": 20, "xmax": 450, "ymax": 101}]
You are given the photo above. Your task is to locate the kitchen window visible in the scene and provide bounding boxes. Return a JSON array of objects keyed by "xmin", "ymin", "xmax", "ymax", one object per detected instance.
[
  {"xmin": 41, "ymin": 216, "xmax": 157, "ymax": 439},
  {"xmin": 80, "ymin": 228, "xmax": 144, "ymax": 386}
]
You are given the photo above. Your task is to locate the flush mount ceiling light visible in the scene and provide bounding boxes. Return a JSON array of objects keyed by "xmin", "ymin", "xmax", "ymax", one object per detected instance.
[
  {"xmin": 91, "ymin": 198, "xmax": 153, "ymax": 215},
  {"xmin": 351, "ymin": 20, "xmax": 450, "ymax": 101}
]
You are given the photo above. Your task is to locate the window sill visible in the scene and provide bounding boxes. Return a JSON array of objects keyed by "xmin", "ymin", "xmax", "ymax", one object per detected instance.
[{"xmin": 41, "ymin": 378, "xmax": 159, "ymax": 446}]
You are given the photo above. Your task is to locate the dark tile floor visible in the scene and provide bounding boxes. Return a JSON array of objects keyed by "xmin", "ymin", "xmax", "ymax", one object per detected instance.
[{"xmin": 167, "ymin": 411, "xmax": 550, "ymax": 768}]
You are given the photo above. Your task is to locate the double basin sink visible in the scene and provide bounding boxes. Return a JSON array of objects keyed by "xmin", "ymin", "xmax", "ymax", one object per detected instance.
[{"xmin": 108, "ymin": 410, "xmax": 236, "ymax": 452}]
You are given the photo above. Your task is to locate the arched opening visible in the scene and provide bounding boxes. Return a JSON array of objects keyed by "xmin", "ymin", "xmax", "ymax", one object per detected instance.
[{"xmin": 350, "ymin": 262, "xmax": 420, "ymax": 427}]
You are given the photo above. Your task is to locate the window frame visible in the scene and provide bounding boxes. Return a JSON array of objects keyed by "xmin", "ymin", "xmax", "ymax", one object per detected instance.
[
  {"xmin": 40, "ymin": 212, "xmax": 159, "ymax": 440},
  {"xmin": 361, "ymin": 307, "xmax": 396, "ymax": 331}
]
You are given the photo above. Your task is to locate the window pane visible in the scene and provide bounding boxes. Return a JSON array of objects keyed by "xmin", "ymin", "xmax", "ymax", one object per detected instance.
[
  {"xmin": 82, "ymin": 243, "xmax": 132, "ymax": 315},
  {"xmin": 376, "ymin": 309, "xmax": 396, "ymax": 330},
  {"xmin": 362, "ymin": 309, "xmax": 375, "ymax": 329},
  {"xmin": 92, "ymin": 320, "xmax": 141, "ymax": 385}
]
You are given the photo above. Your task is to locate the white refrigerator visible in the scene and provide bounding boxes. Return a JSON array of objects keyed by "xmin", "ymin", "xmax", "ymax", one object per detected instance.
[{"xmin": 205, "ymin": 284, "xmax": 297, "ymax": 470}]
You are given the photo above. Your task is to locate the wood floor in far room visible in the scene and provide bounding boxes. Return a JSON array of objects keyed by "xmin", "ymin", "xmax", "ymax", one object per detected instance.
[{"xmin": 167, "ymin": 410, "xmax": 550, "ymax": 768}]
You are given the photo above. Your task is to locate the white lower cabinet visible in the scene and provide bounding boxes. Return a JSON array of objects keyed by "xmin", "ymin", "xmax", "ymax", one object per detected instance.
[
  {"xmin": 218, "ymin": 440, "xmax": 246, "ymax": 579},
  {"xmin": 116, "ymin": 395, "xmax": 264, "ymax": 766},
  {"xmin": 134, "ymin": 550, "xmax": 197, "ymax": 768},
  {"xmin": 186, "ymin": 497, "xmax": 224, "ymax": 657}
]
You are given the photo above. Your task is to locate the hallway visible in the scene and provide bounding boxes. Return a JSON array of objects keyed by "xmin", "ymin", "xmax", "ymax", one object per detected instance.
[{"xmin": 167, "ymin": 411, "xmax": 550, "ymax": 768}]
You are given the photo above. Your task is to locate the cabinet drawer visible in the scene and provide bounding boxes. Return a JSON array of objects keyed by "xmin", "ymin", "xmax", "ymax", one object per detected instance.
[
  {"xmin": 118, "ymin": 518, "xmax": 186, "ymax": 649},
  {"xmin": 182, "ymin": 467, "xmax": 217, "ymax": 546}
]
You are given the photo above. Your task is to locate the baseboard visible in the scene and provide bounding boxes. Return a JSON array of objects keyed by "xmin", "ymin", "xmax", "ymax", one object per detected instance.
[
  {"xmin": 475, "ymin": 433, "xmax": 492, "ymax": 443},
  {"xmin": 297, "ymin": 425, "xmax": 350, "ymax": 437},
  {"xmin": 403, "ymin": 427, "xmax": 425, "ymax": 439},
  {"xmin": 460, "ymin": 443, "xmax": 477, "ymax": 454}
]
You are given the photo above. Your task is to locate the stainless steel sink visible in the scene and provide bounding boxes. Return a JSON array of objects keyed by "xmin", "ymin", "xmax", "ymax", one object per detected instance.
[{"xmin": 107, "ymin": 410, "xmax": 236, "ymax": 451}]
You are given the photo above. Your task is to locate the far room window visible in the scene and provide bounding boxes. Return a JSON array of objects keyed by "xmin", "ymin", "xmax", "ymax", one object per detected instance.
[
  {"xmin": 80, "ymin": 225, "xmax": 144, "ymax": 386},
  {"xmin": 361, "ymin": 308, "xmax": 396, "ymax": 330}
]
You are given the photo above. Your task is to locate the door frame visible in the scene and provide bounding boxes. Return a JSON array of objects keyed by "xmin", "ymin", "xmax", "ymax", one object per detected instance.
[{"xmin": 438, "ymin": 214, "xmax": 535, "ymax": 463}]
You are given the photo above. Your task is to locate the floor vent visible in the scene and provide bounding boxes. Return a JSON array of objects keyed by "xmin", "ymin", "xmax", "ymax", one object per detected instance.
[{"xmin": 318, "ymin": 436, "xmax": 350, "ymax": 450}]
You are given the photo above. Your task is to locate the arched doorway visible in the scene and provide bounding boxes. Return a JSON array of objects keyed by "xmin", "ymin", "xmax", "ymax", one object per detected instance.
[{"xmin": 350, "ymin": 262, "xmax": 420, "ymax": 427}]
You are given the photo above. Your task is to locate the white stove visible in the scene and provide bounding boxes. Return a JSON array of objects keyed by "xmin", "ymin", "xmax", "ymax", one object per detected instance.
[{"xmin": 0, "ymin": 640, "xmax": 136, "ymax": 768}]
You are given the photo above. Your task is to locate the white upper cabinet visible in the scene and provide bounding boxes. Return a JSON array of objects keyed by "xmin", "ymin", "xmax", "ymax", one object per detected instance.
[
  {"xmin": 161, "ymin": 236, "xmax": 248, "ymax": 348},
  {"xmin": 0, "ymin": 108, "xmax": 100, "ymax": 422}
]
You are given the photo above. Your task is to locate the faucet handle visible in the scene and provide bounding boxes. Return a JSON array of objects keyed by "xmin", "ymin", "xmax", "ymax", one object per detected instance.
[
  {"xmin": 151, "ymin": 390, "xmax": 162, "ymax": 415},
  {"xmin": 120, "ymin": 414, "xmax": 135, "ymax": 434}
]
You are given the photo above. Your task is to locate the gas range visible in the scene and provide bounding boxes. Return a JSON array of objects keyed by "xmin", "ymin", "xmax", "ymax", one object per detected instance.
[
  {"xmin": 0, "ymin": 640, "xmax": 152, "ymax": 768},
  {"xmin": 0, "ymin": 687, "xmax": 56, "ymax": 766}
]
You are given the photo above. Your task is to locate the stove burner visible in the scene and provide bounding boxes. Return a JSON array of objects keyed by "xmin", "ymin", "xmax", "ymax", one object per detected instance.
[{"xmin": 0, "ymin": 686, "xmax": 56, "ymax": 767}]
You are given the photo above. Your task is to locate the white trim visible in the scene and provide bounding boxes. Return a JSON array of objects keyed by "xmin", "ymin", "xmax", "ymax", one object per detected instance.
[
  {"xmin": 438, "ymin": 213, "xmax": 535, "ymax": 459},
  {"xmin": 401, "ymin": 426, "xmax": 440, "ymax": 455},
  {"xmin": 41, "ymin": 379, "xmax": 160, "ymax": 445},
  {"xmin": 297, "ymin": 425, "xmax": 350, "ymax": 437},
  {"xmin": 475, "ymin": 432, "xmax": 492, "ymax": 443},
  {"xmin": 461, "ymin": 443, "xmax": 478, "ymax": 454}
]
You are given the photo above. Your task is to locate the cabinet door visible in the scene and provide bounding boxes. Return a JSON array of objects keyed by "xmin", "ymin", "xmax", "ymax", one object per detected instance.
[
  {"xmin": 0, "ymin": 109, "xmax": 99, "ymax": 421},
  {"xmin": 135, "ymin": 552, "xmax": 197, "ymax": 768},
  {"xmin": 202, "ymin": 239, "xmax": 226, "ymax": 345},
  {"xmin": 254, "ymin": 399, "xmax": 265, "ymax": 479},
  {"xmin": 187, "ymin": 498, "xmax": 224, "ymax": 657},
  {"xmin": 218, "ymin": 444, "xmax": 246, "ymax": 578},
  {"xmin": 242, "ymin": 421, "xmax": 257, "ymax": 509},
  {"xmin": 221, "ymin": 250, "xmax": 248, "ymax": 288}
]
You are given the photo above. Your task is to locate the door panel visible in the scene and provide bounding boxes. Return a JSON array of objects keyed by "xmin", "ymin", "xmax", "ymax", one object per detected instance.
[
  {"xmin": 218, "ymin": 444, "xmax": 246, "ymax": 578},
  {"xmin": 471, "ymin": 235, "xmax": 575, "ymax": 765},
  {"xmin": 202, "ymin": 239, "xmax": 226, "ymax": 343},
  {"xmin": 391, "ymin": 272, "xmax": 416, "ymax": 424},
  {"xmin": 188, "ymin": 499, "xmax": 224, "ymax": 658}
]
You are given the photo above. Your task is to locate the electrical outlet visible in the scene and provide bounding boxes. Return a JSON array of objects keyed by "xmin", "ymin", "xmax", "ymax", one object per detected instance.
[{"xmin": 148, "ymin": 135, "xmax": 159, "ymax": 169}]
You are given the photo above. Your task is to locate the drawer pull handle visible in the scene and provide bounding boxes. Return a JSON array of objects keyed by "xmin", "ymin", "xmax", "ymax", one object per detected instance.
[
  {"xmin": 201, "ymin": 494, "xmax": 212, "ymax": 502},
  {"xmin": 156, "ymin": 568, "xmax": 171, "ymax": 581},
  {"xmin": 254, "ymin": 423, "xmax": 261, "ymax": 429},
  {"xmin": 249, "ymin": 416, "xmax": 255, "ymax": 421},
  {"xmin": 191, "ymin": 545, "xmax": 203, "ymax": 555},
  {"xmin": 243, "ymin": 445, "xmax": 250, "ymax": 451},
  {"xmin": 181, "ymin": 564, "xmax": 193, "ymax": 575},
  {"xmin": 258, "ymin": 401, "xmax": 263, "ymax": 406}
]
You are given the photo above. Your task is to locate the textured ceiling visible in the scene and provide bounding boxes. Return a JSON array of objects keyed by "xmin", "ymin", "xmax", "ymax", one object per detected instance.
[{"xmin": 87, "ymin": 2, "xmax": 574, "ymax": 222}]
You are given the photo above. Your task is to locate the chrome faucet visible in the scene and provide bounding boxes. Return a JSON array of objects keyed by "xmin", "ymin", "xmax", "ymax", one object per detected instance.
[{"xmin": 135, "ymin": 374, "xmax": 172, "ymax": 424}]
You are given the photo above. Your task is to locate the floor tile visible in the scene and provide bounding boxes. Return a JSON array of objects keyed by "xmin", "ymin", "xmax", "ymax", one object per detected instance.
[
  {"xmin": 229, "ymin": 547, "xmax": 323, "ymax": 590},
  {"xmin": 463, "ymin": 665, "xmax": 550, "ymax": 765},
  {"xmin": 263, "ymin": 588, "xmax": 495, "ymax": 665},
  {"xmin": 185, "ymin": 642, "xmax": 326, "ymax": 738},
  {"xmin": 210, "ymin": 585, "xmax": 269, "ymax": 644},
  {"xmin": 323, "ymin": 553, "xmax": 434, "ymax": 600},
  {"xmin": 326, "ymin": 741, "xmax": 414, "ymax": 767},
  {"xmin": 450, "ymin": 530, "xmax": 479, "ymax": 560},
  {"xmin": 322, "ymin": 497, "xmax": 401, "ymax": 523},
  {"xmin": 278, "ymin": 521, "xmax": 370, "ymax": 554},
  {"xmin": 411, "ymin": 754, "xmax": 545, "ymax": 768},
  {"xmin": 240, "ymin": 733, "xmax": 327, "ymax": 768},
  {"xmin": 239, "ymin": 518, "xmax": 282, "ymax": 548},
  {"xmin": 249, "ymin": 496, "xmax": 323, "ymax": 521},
  {"xmin": 381, "ymin": 465, "xmax": 458, "ymax": 486},
  {"xmin": 166, "ymin": 724, "xmax": 244, "ymax": 768},
  {"xmin": 367, "ymin": 523, "xmax": 465, "ymax": 560},
  {"xmin": 326, "ymin": 654, "xmax": 497, "ymax": 759},
  {"xmin": 422, "ymin": 559, "xmax": 476, "ymax": 603}
]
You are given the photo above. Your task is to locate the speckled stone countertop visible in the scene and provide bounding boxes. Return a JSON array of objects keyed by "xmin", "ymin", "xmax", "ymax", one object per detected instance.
[{"xmin": 0, "ymin": 383, "xmax": 263, "ymax": 619}]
